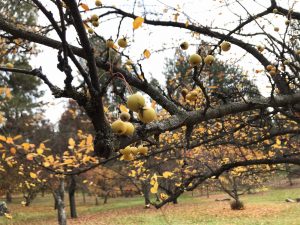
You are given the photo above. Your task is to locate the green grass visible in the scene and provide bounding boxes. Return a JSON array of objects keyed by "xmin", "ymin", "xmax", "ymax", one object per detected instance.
[{"xmin": 1, "ymin": 187, "xmax": 300, "ymax": 225}]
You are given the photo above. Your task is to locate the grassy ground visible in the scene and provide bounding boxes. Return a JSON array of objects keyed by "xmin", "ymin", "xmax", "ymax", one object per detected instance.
[{"xmin": 1, "ymin": 187, "xmax": 300, "ymax": 225}]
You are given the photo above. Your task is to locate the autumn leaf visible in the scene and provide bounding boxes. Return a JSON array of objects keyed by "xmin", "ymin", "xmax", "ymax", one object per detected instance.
[
  {"xmin": 68, "ymin": 138, "xmax": 75, "ymax": 149},
  {"xmin": 150, "ymin": 182, "xmax": 158, "ymax": 194},
  {"xmin": 133, "ymin": 16, "xmax": 144, "ymax": 30},
  {"xmin": 0, "ymin": 135, "xmax": 6, "ymax": 142},
  {"xmin": 174, "ymin": 12, "xmax": 179, "ymax": 22},
  {"xmin": 26, "ymin": 153, "xmax": 34, "ymax": 161},
  {"xmin": 43, "ymin": 162, "xmax": 50, "ymax": 167},
  {"xmin": 22, "ymin": 142, "xmax": 30, "ymax": 151},
  {"xmin": 64, "ymin": 158, "xmax": 74, "ymax": 164},
  {"xmin": 160, "ymin": 193, "xmax": 168, "ymax": 200},
  {"xmin": 143, "ymin": 49, "xmax": 151, "ymax": 58},
  {"xmin": 185, "ymin": 20, "xmax": 189, "ymax": 27},
  {"xmin": 30, "ymin": 172, "xmax": 37, "ymax": 179},
  {"xmin": 37, "ymin": 148, "xmax": 44, "ymax": 155},
  {"xmin": 6, "ymin": 137, "xmax": 13, "ymax": 144},
  {"xmin": 4, "ymin": 213, "xmax": 12, "ymax": 219},
  {"xmin": 10, "ymin": 147, "xmax": 16, "ymax": 155},
  {"xmin": 79, "ymin": 3, "xmax": 90, "ymax": 11},
  {"xmin": 163, "ymin": 171, "xmax": 173, "ymax": 178},
  {"xmin": 13, "ymin": 135, "xmax": 22, "ymax": 140}
]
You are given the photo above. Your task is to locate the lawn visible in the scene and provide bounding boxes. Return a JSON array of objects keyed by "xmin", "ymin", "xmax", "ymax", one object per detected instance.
[{"xmin": 1, "ymin": 187, "xmax": 300, "ymax": 225}]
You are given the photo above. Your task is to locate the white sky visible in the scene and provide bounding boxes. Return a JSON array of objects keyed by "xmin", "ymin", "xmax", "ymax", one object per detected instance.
[{"xmin": 29, "ymin": 0, "xmax": 299, "ymax": 123}]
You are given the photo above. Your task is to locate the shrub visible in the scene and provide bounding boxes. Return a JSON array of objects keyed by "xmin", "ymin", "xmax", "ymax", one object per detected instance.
[{"xmin": 230, "ymin": 200, "xmax": 245, "ymax": 210}]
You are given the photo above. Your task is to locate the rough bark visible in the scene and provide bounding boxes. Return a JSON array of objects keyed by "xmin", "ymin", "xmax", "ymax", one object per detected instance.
[
  {"xmin": 55, "ymin": 179, "xmax": 67, "ymax": 225},
  {"xmin": 141, "ymin": 182, "xmax": 151, "ymax": 207},
  {"xmin": 5, "ymin": 191, "xmax": 12, "ymax": 203},
  {"xmin": 68, "ymin": 176, "xmax": 77, "ymax": 218}
]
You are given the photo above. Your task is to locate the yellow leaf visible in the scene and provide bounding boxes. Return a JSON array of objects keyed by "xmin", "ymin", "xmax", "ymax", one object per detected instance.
[
  {"xmin": 30, "ymin": 172, "xmax": 37, "ymax": 179},
  {"xmin": 68, "ymin": 138, "xmax": 75, "ymax": 149},
  {"xmin": 83, "ymin": 180, "xmax": 88, "ymax": 184},
  {"xmin": 0, "ymin": 135, "xmax": 6, "ymax": 142},
  {"xmin": 160, "ymin": 193, "xmax": 168, "ymax": 200},
  {"xmin": 64, "ymin": 159, "xmax": 74, "ymax": 164},
  {"xmin": 185, "ymin": 20, "xmax": 189, "ymax": 27},
  {"xmin": 43, "ymin": 162, "xmax": 50, "ymax": 167},
  {"xmin": 208, "ymin": 86, "xmax": 219, "ymax": 89},
  {"xmin": 143, "ymin": 49, "xmax": 151, "ymax": 59},
  {"xmin": 174, "ymin": 12, "xmax": 179, "ymax": 22},
  {"xmin": 86, "ymin": 134, "xmax": 93, "ymax": 145},
  {"xmin": 4, "ymin": 213, "xmax": 12, "ymax": 219},
  {"xmin": 276, "ymin": 138, "xmax": 281, "ymax": 146},
  {"xmin": 6, "ymin": 137, "xmax": 13, "ymax": 144},
  {"xmin": 13, "ymin": 135, "xmax": 22, "ymax": 140},
  {"xmin": 47, "ymin": 155, "xmax": 54, "ymax": 163},
  {"xmin": 119, "ymin": 104, "xmax": 129, "ymax": 113},
  {"xmin": 80, "ymin": 3, "xmax": 89, "ymax": 11},
  {"xmin": 175, "ymin": 182, "xmax": 181, "ymax": 187},
  {"xmin": 37, "ymin": 148, "xmax": 44, "ymax": 155},
  {"xmin": 150, "ymin": 184, "xmax": 158, "ymax": 194},
  {"xmin": 22, "ymin": 143, "xmax": 30, "ymax": 151},
  {"xmin": 133, "ymin": 16, "xmax": 144, "ymax": 30},
  {"xmin": 162, "ymin": 171, "xmax": 173, "ymax": 178},
  {"xmin": 26, "ymin": 154, "xmax": 34, "ymax": 161},
  {"xmin": 10, "ymin": 147, "xmax": 16, "ymax": 155}
]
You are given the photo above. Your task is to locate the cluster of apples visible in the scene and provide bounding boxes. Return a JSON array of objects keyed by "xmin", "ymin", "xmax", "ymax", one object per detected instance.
[
  {"xmin": 106, "ymin": 37, "xmax": 128, "ymax": 49},
  {"xmin": 181, "ymin": 88, "xmax": 200, "ymax": 101},
  {"xmin": 120, "ymin": 144, "xmax": 148, "ymax": 160},
  {"xmin": 127, "ymin": 93, "xmax": 157, "ymax": 123},
  {"xmin": 87, "ymin": 14, "xmax": 99, "ymax": 34},
  {"xmin": 111, "ymin": 113, "xmax": 135, "ymax": 136},
  {"xmin": 266, "ymin": 64, "xmax": 278, "ymax": 76},
  {"xmin": 111, "ymin": 93, "xmax": 156, "ymax": 136},
  {"xmin": 180, "ymin": 41, "xmax": 231, "ymax": 67}
]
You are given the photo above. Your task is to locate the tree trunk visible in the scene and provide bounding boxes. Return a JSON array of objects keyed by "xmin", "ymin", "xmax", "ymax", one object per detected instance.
[
  {"xmin": 206, "ymin": 185, "xmax": 209, "ymax": 198},
  {"xmin": 103, "ymin": 193, "xmax": 109, "ymax": 204},
  {"xmin": 23, "ymin": 191, "xmax": 37, "ymax": 207},
  {"xmin": 95, "ymin": 196, "xmax": 99, "ymax": 206},
  {"xmin": 142, "ymin": 182, "xmax": 150, "ymax": 207},
  {"xmin": 54, "ymin": 197, "xmax": 58, "ymax": 210},
  {"xmin": 82, "ymin": 191, "xmax": 86, "ymax": 204},
  {"xmin": 55, "ymin": 179, "xmax": 67, "ymax": 225},
  {"xmin": 172, "ymin": 198, "xmax": 178, "ymax": 204},
  {"xmin": 119, "ymin": 185, "xmax": 124, "ymax": 196},
  {"xmin": 69, "ymin": 176, "xmax": 77, "ymax": 218},
  {"xmin": 6, "ymin": 191, "xmax": 12, "ymax": 203}
]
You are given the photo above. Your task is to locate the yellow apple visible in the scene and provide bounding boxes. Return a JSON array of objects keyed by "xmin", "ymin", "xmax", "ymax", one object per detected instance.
[
  {"xmin": 127, "ymin": 93, "xmax": 145, "ymax": 112},
  {"xmin": 204, "ymin": 55, "xmax": 215, "ymax": 65},
  {"xmin": 189, "ymin": 54, "xmax": 202, "ymax": 66},
  {"xmin": 111, "ymin": 120, "xmax": 127, "ymax": 135},
  {"xmin": 180, "ymin": 41, "xmax": 189, "ymax": 50},
  {"xmin": 220, "ymin": 41, "xmax": 231, "ymax": 51},
  {"xmin": 124, "ymin": 122, "xmax": 135, "ymax": 136},
  {"xmin": 118, "ymin": 38, "xmax": 128, "ymax": 48},
  {"xmin": 138, "ymin": 106, "xmax": 156, "ymax": 123}
]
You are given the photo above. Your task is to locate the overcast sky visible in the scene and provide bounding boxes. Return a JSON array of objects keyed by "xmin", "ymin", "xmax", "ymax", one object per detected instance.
[{"xmin": 29, "ymin": 0, "xmax": 298, "ymax": 123}]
